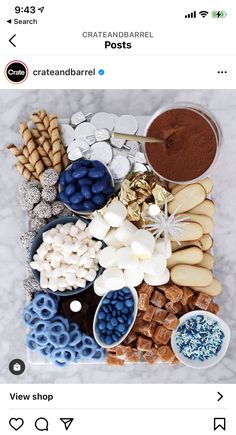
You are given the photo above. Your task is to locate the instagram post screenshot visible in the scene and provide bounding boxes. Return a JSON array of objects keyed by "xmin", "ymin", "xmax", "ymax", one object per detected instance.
[{"xmin": 0, "ymin": 1, "xmax": 235, "ymax": 433}]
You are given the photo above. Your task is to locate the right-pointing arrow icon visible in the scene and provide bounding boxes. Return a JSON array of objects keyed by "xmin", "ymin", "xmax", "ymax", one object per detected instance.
[
  {"xmin": 217, "ymin": 391, "xmax": 223, "ymax": 402},
  {"xmin": 60, "ymin": 418, "xmax": 74, "ymax": 431}
]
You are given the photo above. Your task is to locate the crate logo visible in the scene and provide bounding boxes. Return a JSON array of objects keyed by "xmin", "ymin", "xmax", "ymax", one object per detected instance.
[{"xmin": 5, "ymin": 60, "xmax": 28, "ymax": 84}]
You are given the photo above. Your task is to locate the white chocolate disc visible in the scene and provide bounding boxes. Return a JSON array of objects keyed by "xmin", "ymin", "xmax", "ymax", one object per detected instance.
[
  {"xmin": 109, "ymin": 155, "xmax": 130, "ymax": 180},
  {"xmin": 110, "ymin": 137, "xmax": 126, "ymax": 149},
  {"xmin": 68, "ymin": 147, "xmax": 83, "ymax": 161},
  {"xmin": 126, "ymin": 141, "xmax": 140, "ymax": 156},
  {"xmin": 115, "ymin": 115, "xmax": 138, "ymax": 134},
  {"xmin": 71, "ymin": 111, "xmax": 86, "ymax": 126},
  {"xmin": 68, "ymin": 138, "xmax": 90, "ymax": 152},
  {"xmin": 60, "ymin": 124, "xmax": 75, "ymax": 147},
  {"xmin": 74, "ymin": 122, "xmax": 96, "ymax": 140},
  {"xmin": 91, "ymin": 112, "xmax": 115, "ymax": 131},
  {"xmin": 90, "ymin": 142, "xmax": 113, "ymax": 164}
]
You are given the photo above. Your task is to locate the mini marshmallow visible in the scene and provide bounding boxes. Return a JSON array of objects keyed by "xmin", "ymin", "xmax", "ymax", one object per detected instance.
[
  {"xmin": 117, "ymin": 247, "xmax": 139, "ymax": 270},
  {"xmin": 53, "ymin": 235, "xmax": 64, "ymax": 247},
  {"xmin": 76, "ymin": 245, "xmax": 88, "ymax": 257},
  {"xmin": 70, "ymin": 225, "xmax": 79, "ymax": 237},
  {"xmin": 76, "ymin": 278, "xmax": 86, "ymax": 288},
  {"xmin": 65, "ymin": 264, "xmax": 77, "ymax": 273},
  {"xmin": 144, "ymin": 268, "xmax": 170, "ymax": 286},
  {"xmin": 102, "ymin": 267, "xmax": 126, "ymax": 290},
  {"xmin": 82, "ymin": 257, "xmax": 94, "ymax": 269},
  {"xmin": 140, "ymin": 253, "xmax": 167, "ymax": 275},
  {"xmin": 76, "ymin": 268, "xmax": 88, "ymax": 279},
  {"xmin": 67, "ymin": 254, "xmax": 80, "ymax": 265},
  {"xmin": 86, "ymin": 269, "xmax": 97, "ymax": 282},
  {"xmin": 94, "ymin": 241, "xmax": 103, "ymax": 251},
  {"xmin": 131, "ymin": 229, "xmax": 155, "ymax": 260},
  {"xmin": 59, "ymin": 222, "xmax": 73, "ymax": 235},
  {"xmin": 58, "ymin": 278, "xmax": 68, "ymax": 288},
  {"xmin": 30, "ymin": 260, "xmax": 44, "ymax": 272},
  {"xmin": 124, "ymin": 268, "xmax": 144, "ymax": 287},
  {"xmin": 65, "ymin": 274, "xmax": 77, "ymax": 286},
  {"xmin": 155, "ymin": 238, "xmax": 172, "ymax": 259},
  {"xmin": 103, "ymin": 228, "xmax": 124, "ymax": 248},
  {"xmin": 40, "ymin": 271, "xmax": 49, "ymax": 289},
  {"xmin": 98, "ymin": 246, "xmax": 118, "ymax": 268},
  {"xmin": 88, "ymin": 215, "xmax": 110, "ymax": 240},
  {"xmin": 114, "ymin": 219, "xmax": 137, "ymax": 247},
  {"xmin": 94, "ymin": 275, "xmax": 108, "ymax": 296},
  {"xmin": 75, "ymin": 219, "xmax": 87, "ymax": 231},
  {"xmin": 43, "ymin": 228, "xmax": 57, "ymax": 244},
  {"xmin": 103, "ymin": 200, "xmax": 127, "ymax": 227},
  {"xmin": 37, "ymin": 243, "xmax": 48, "ymax": 259}
]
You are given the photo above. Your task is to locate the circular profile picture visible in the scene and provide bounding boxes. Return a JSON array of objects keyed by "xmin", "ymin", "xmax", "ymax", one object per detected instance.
[{"xmin": 4, "ymin": 60, "xmax": 29, "ymax": 84}]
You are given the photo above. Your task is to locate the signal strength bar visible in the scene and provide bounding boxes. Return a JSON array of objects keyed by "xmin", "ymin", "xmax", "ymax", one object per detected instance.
[{"xmin": 185, "ymin": 11, "xmax": 196, "ymax": 19}]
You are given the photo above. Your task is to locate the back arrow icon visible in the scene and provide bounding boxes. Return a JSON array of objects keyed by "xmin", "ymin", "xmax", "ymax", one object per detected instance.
[
  {"xmin": 217, "ymin": 392, "xmax": 223, "ymax": 402},
  {"xmin": 9, "ymin": 34, "xmax": 16, "ymax": 47}
]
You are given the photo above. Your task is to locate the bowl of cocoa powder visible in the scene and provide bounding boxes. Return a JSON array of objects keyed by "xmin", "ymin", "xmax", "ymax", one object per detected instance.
[{"xmin": 144, "ymin": 103, "xmax": 222, "ymax": 183}]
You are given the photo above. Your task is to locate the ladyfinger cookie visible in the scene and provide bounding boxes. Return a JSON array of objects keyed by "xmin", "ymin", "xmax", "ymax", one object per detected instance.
[
  {"xmin": 168, "ymin": 184, "xmax": 206, "ymax": 214},
  {"xmin": 170, "ymin": 264, "xmax": 213, "ymax": 287},
  {"xmin": 167, "ymin": 246, "xmax": 203, "ymax": 269}
]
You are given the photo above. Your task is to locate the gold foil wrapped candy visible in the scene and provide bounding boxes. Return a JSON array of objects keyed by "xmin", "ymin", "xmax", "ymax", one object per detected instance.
[{"xmin": 118, "ymin": 171, "xmax": 173, "ymax": 227}]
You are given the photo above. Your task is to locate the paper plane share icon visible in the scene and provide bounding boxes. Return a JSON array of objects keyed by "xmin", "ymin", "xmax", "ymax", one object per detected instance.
[{"xmin": 60, "ymin": 418, "xmax": 74, "ymax": 430}]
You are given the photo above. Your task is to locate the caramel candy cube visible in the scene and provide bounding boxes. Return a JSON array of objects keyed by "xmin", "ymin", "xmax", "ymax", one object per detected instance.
[
  {"xmin": 123, "ymin": 331, "xmax": 137, "ymax": 345},
  {"xmin": 180, "ymin": 286, "xmax": 194, "ymax": 305},
  {"xmin": 138, "ymin": 321, "xmax": 157, "ymax": 338},
  {"xmin": 138, "ymin": 282, "xmax": 154, "ymax": 298},
  {"xmin": 157, "ymin": 345, "xmax": 175, "ymax": 363},
  {"xmin": 143, "ymin": 305, "xmax": 155, "ymax": 322},
  {"xmin": 154, "ymin": 326, "xmax": 172, "ymax": 345},
  {"xmin": 153, "ymin": 307, "xmax": 168, "ymax": 324},
  {"xmin": 114, "ymin": 345, "xmax": 128, "ymax": 356},
  {"xmin": 107, "ymin": 355, "xmax": 124, "ymax": 366},
  {"xmin": 165, "ymin": 301, "xmax": 182, "ymax": 314},
  {"xmin": 137, "ymin": 336, "xmax": 153, "ymax": 351},
  {"xmin": 169, "ymin": 356, "xmax": 180, "ymax": 366},
  {"xmin": 207, "ymin": 302, "xmax": 220, "ymax": 315},
  {"xmin": 143, "ymin": 347, "xmax": 160, "ymax": 365},
  {"xmin": 194, "ymin": 292, "xmax": 211, "ymax": 310},
  {"xmin": 126, "ymin": 348, "xmax": 141, "ymax": 363},
  {"xmin": 156, "ymin": 284, "xmax": 170, "ymax": 292},
  {"xmin": 138, "ymin": 293, "xmax": 149, "ymax": 311},
  {"xmin": 132, "ymin": 318, "xmax": 147, "ymax": 333},
  {"xmin": 163, "ymin": 313, "xmax": 180, "ymax": 330},
  {"xmin": 151, "ymin": 290, "xmax": 167, "ymax": 308},
  {"xmin": 188, "ymin": 296, "xmax": 197, "ymax": 311},
  {"xmin": 164, "ymin": 284, "xmax": 183, "ymax": 303}
]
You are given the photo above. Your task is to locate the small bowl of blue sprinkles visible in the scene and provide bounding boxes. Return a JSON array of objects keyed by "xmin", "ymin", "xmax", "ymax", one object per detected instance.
[
  {"xmin": 93, "ymin": 286, "xmax": 138, "ymax": 348},
  {"xmin": 171, "ymin": 311, "xmax": 230, "ymax": 369}
]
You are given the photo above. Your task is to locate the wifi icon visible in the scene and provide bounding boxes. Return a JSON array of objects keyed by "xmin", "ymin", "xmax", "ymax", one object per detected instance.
[{"xmin": 199, "ymin": 10, "xmax": 209, "ymax": 18}]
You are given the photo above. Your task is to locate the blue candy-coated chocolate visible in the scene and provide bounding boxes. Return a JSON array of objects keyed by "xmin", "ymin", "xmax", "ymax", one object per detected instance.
[
  {"xmin": 103, "ymin": 185, "xmax": 115, "ymax": 196},
  {"xmin": 59, "ymin": 191, "xmax": 70, "ymax": 204},
  {"xmin": 115, "ymin": 302, "xmax": 124, "ymax": 310},
  {"xmin": 65, "ymin": 170, "xmax": 74, "ymax": 184},
  {"xmin": 70, "ymin": 192, "xmax": 83, "ymax": 204},
  {"xmin": 72, "ymin": 167, "xmax": 88, "ymax": 179},
  {"xmin": 59, "ymin": 171, "xmax": 66, "ymax": 187},
  {"xmin": 105, "ymin": 336, "xmax": 113, "ymax": 345},
  {"xmin": 79, "ymin": 159, "xmax": 93, "ymax": 167},
  {"xmin": 78, "ymin": 177, "xmax": 93, "ymax": 186},
  {"xmin": 81, "ymin": 185, "xmax": 92, "ymax": 200},
  {"xmin": 98, "ymin": 311, "xmax": 106, "ymax": 320},
  {"xmin": 82, "ymin": 201, "xmax": 95, "ymax": 211},
  {"xmin": 117, "ymin": 323, "xmax": 126, "ymax": 333},
  {"xmin": 111, "ymin": 318, "xmax": 118, "ymax": 327},
  {"xmin": 91, "ymin": 180, "xmax": 107, "ymax": 194},
  {"xmin": 92, "ymin": 160, "xmax": 106, "ymax": 170},
  {"xmin": 125, "ymin": 299, "xmax": 134, "ymax": 308},
  {"xmin": 88, "ymin": 168, "xmax": 106, "ymax": 179},
  {"xmin": 65, "ymin": 183, "xmax": 76, "ymax": 197},
  {"xmin": 98, "ymin": 321, "xmax": 106, "ymax": 331},
  {"xmin": 92, "ymin": 193, "xmax": 106, "ymax": 206},
  {"xmin": 69, "ymin": 203, "xmax": 85, "ymax": 211}
]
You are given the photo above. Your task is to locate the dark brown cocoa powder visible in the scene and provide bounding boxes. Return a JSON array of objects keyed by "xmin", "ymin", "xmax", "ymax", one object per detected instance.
[{"xmin": 145, "ymin": 108, "xmax": 217, "ymax": 182}]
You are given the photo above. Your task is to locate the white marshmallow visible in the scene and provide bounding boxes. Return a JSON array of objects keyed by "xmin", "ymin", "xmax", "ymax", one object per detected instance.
[
  {"xmin": 144, "ymin": 268, "xmax": 170, "ymax": 286},
  {"xmin": 76, "ymin": 268, "xmax": 88, "ymax": 279},
  {"xmin": 103, "ymin": 200, "xmax": 127, "ymax": 227},
  {"xmin": 40, "ymin": 271, "xmax": 49, "ymax": 289},
  {"xmin": 124, "ymin": 268, "xmax": 144, "ymax": 287},
  {"xmin": 76, "ymin": 278, "xmax": 86, "ymax": 288},
  {"xmin": 114, "ymin": 220, "xmax": 137, "ymax": 246},
  {"xmin": 140, "ymin": 253, "xmax": 167, "ymax": 275},
  {"xmin": 98, "ymin": 246, "xmax": 117, "ymax": 268},
  {"xmin": 88, "ymin": 215, "xmax": 110, "ymax": 240},
  {"xmin": 94, "ymin": 275, "xmax": 108, "ymax": 296},
  {"xmin": 103, "ymin": 228, "xmax": 124, "ymax": 248},
  {"xmin": 102, "ymin": 267, "xmax": 126, "ymax": 290},
  {"xmin": 76, "ymin": 245, "xmax": 88, "ymax": 257},
  {"xmin": 155, "ymin": 238, "xmax": 172, "ymax": 259},
  {"xmin": 86, "ymin": 269, "xmax": 97, "ymax": 282},
  {"xmin": 117, "ymin": 247, "xmax": 139, "ymax": 270},
  {"xmin": 59, "ymin": 222, "xmax": 73, "ymax": 235},
  {"xmin": 131, "ymin": 229, "xmax": 155, "ymax": 260},
  {"xmin": 37, "ymin": 243, "xmax": 48, "ymax": 259},
  {"xmin": 69, "ymin": 225, "xmax": 79, "ymax": 237},
  {"xmin": 75, "ymin": 219, "xmax": 87, "ymax": 230}
]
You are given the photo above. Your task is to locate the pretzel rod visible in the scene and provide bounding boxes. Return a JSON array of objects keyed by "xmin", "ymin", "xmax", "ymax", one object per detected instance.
[
  {"xmin": 38, "ymin": 135, "xmax": 53, "ymax": 161},
  {"xmin": 38, "ymin": 110, "xmax": 51, "ymax": 136},
  {"xmin": 31, "ymin": 112, "xmax": 50, "ymax": 139},
  {"xmin": 16, "ymin": 161, "xmax": 37, "ymax": 181},
  {"xmin": 7, "ymin": 143, "xmax": 37, "ymax": 175},
  {"xmin": 49, "ymin": 114, "xmax": 62, "ymax": 174},
  {"xmin": 19, "ymin": 122, "xmax": 44, "ymax": 179},
  {"xmin": 38, "ymin": 146, "xmax": 53, "ymax": 168}
]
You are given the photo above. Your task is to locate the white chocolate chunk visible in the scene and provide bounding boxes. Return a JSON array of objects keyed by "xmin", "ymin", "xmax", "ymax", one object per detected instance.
[
  {"xmin": 131, "ymin": 229, "xmax": 155, "ymax": 260},
  {"xmin": 103, "ymin": 201, "xmax": 127, "ymax": 227}
]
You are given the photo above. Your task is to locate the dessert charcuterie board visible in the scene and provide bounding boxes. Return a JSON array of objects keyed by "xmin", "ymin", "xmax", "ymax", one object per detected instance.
[{"xmin": 7, "ymin": 106, "xmax": 230, "ymax": 368}]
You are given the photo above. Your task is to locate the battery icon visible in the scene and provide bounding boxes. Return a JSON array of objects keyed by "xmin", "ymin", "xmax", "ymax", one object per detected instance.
[{"xmin": 211, "ymin": 11, "xmax": 227, "ymax": 18}]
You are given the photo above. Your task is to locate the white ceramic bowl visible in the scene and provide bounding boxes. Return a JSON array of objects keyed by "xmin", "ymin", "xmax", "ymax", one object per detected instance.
[
  {"xmin": 171, "ymin": 310, "xmax": 230, "ymax": 369},
  {"xmin": 93, "ymin": 286, "xmax": 138, "ymax": 349}
]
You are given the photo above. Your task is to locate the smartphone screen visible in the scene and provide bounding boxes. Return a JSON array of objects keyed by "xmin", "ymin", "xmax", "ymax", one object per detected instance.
[{"xmin": 0, "ymin": 1, "xmax": 235, "ymax": 434}]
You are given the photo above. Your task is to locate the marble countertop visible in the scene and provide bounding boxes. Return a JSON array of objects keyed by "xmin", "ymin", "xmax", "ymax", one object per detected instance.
[{"xmin": 0, "ymin": 89, "xmax": 236, "ymax": 384}]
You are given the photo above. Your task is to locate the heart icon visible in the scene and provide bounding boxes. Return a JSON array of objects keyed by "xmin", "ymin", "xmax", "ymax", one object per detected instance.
[{"xmin": 9, "ymin": 418, "xmax": 24, "ymax": 431}]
